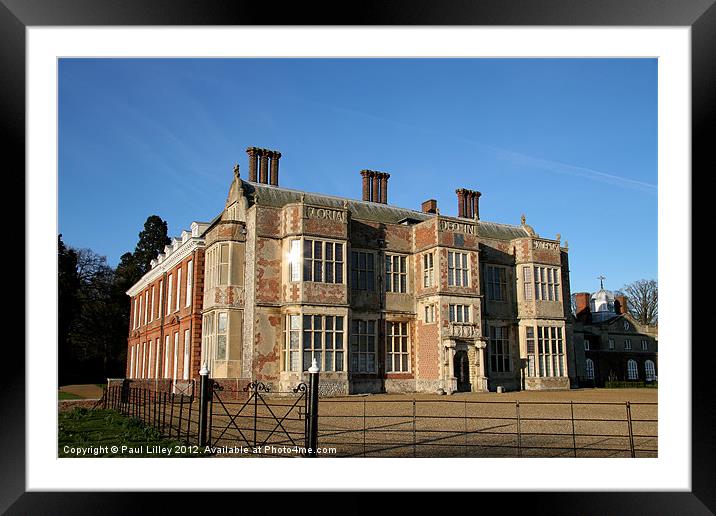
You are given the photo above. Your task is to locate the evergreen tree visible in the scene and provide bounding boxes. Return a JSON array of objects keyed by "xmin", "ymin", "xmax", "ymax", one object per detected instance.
[
  {"xmin": 58, "ymin": 235, "xmax": 80, "ymax": 385},
  {"xmin": 133, "ymin": 215, "xmax": 171, "ymax": 275}
]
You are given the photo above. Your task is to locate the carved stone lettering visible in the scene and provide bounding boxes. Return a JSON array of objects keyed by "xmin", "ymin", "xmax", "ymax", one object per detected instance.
[
  {"xmin": 304, "ymin": 206, "xmax": 346, "ymax": 223},
  {"xmin": 533, "ymin": 240, "xmax": 559, "ymax": 251},
  {"xmin": 439, "ymin": 220, "xmax": 475, "ymax": 235}
]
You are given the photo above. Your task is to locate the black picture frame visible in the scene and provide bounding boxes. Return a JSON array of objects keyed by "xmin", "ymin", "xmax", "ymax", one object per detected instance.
[{"xmin": 3, "ymin": 0, "xmax": 707, "ymax": 513}]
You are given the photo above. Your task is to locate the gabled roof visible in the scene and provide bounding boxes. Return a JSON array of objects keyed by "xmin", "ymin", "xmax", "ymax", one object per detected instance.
[{"xmin": 244, "ymin": 181, "xmax": 530, "ymax": 240}]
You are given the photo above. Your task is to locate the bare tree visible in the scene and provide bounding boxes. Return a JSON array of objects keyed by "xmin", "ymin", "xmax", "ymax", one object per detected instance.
[{"xmin": 621, "ymin": 279, "xmax": 658, "ymax": 325}]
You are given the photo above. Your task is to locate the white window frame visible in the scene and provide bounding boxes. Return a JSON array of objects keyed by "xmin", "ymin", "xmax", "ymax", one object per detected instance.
[
  {"xmin": 186, "ymin": 260, "xmax": 193, "ymax": 307},
  {"xmin": 449, "ymin": 304, "xmax": 470, "ymax": 323},
  {"xmin": 584, "ymin": 340, "xmax": 590, "ymax": 351},
  {"xmin": 155, "ymin": 338, "xmax": 160, "ymax": 378},
  {"xmin": 289, "ymin": 239, "xmax": 301, "ymax": 282},
  {"xmin": 585, "ymin": 358, "xmax": 595, "ymax": 380},
  {"xmin": 645, "ymin": 360, "xmax": 656, "ymax": 381},
  {"xmin": 173, "ymin": 332, "xmax": 179, "ymax": 380},
  {"xmin": 625, "ymin": 339, "xmax": 632, "ymax": 350},
  {"xmin": 608, "ymin": 338, "xmax": 615, "ymax": 350},
  {"xmin": 448, "ymin": 251, "xmax": 469, "ymax": 287},
  {"xmin": 386, "ymin": 321, "xmax": 410, "ymax": 373},
  {"xmin": 423, "ymin": 252, "xmax": 434, "ymax": 288},
  {"xmin": 183, "ymin": 329, "xmax": 191, "ymax": 380},
  {"xmin": 167, "ymin": 273, "xmax": 173, "ymax": 314},
  {"xmin": 385, "ymin": 253, "xmax": 408, "ymax": 293},
  {"xmin": 150, "ymin": 285, "xmax": 155, "ymax": 322},
  {"xmin": 159, "ymin": 279, "xmax": 163, "ymax": 317},
  {"xmin": 164, "ymin": 335, "xmax": 170, "ymax": 378},
  {"xmin": 138, "ymin": 296, "xmax": 143, "ymax": 327},
  {"xmin": 144, "ymin": 290, "xmax": 149, "ymax": 325},
  {"xmin": 176, "ymin": 267, "xmax": 182, "ymax": 312},
  {"xmin": 627, "ymin": 359, "xmax": 638, "ymax": 380},
  {"xmin": 641, "ymin": 339, "xmax": 648, "ymax": 351}
]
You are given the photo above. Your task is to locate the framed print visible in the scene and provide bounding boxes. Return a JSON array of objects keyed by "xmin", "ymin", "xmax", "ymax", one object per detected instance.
[{"xmin": 3, "ymin": 0, "xmax": 709, "ymax": 512}]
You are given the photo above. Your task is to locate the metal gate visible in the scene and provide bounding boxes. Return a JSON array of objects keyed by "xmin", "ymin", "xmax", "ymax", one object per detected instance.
[{"xmin": 207, "ymin": 381, "xmax": 309, "ymax": 454}]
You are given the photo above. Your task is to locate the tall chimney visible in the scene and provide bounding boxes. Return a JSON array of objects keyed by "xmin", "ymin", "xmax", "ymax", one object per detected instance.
[
  {"xmin": 456, "ymin": 189, "xmax": 466, "ymax": 218},
  {"xmin": 269, "ymin": 151, "xmax": 281, "ymax": 186},
  {"xmin": 259, "ymin": 150, "xmax": 269, "ymax": 184},
  {"xmin": 471, "ymin": 190, "xmax": 482, "ymax": 220},
  {"xmin": 360, "ymin": 170, "xmax": 371, "ymax": 201},
  {"xmin": 615, "ymin": 295, "xmax": 628, "ymax": 315},
  {"xmin": 246, "ymin": 147, "xmax": 258, "ymax": 182},
  {"xmin": 380, "ymin": 172, "xmax": 389, "ymax": 204},
  {"xmin": 372, "ymin": 173, "xmax": 380, "ymax": 203}
]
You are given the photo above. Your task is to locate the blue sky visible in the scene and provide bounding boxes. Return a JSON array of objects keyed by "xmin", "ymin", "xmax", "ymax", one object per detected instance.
[{"xmin": 58, "ymin": 58, "xmax": 657, "ymax": 294}]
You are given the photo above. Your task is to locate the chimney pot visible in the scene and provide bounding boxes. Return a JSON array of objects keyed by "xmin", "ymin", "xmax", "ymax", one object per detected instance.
[
  {"xmin": 615, "ymin": 295, "xmax": 628, "ymax": 315},
  {"xmin": 574, "ymin": 292, "xmax": 591, "ymax": 321},
  {"xmin": 380, "ymin": 172, "xmax": 390, "ymax": 204}
]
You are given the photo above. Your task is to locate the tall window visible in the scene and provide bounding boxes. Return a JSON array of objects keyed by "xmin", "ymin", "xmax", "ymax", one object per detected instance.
[
  {"xmin": 627, "ymin": 359, "xmax": 638, "ymax": 380},
  {"xmin": 186, "ymin": 260, "xmax": 193, "ymax": 307},
  {"xmin": 301, "ymin": 315, "xmax": 344, "ymax": 372},
  {"xmin": 523, "ymin": 267, "xmax": 533, "ymax": 301},
  {"xmin": 133, "ymin": 298, "xmax": 138, "ymax": 329},
  {"xmin": 645, "ymin": 360, "xmax": 656, "ymax": 381},
  {"xmin": 216, "ymin": 312, "xmax": 228, "ymax": 360},
  {"xmin": 350, "ymin": 320, "xmax": 376, "ymax": 373},
  {"xmin": 176, "ymin": 268, "xmax": 182, "ymax": 312},
  {"xmin": 486, "ymin": 266, "xmax": 507, "ymax": 301},
  {"xmin": 155, "ymin": 338, "xmax": 160, "ymax": 378},
  {"xmin": 385, "ymin": 254, "xmax": 407, "ymax": 293},
  {"xmin": 351, "ymin": 251, "xmax": 374, "ymax": 290},
  {"xmin": 167, "ymin": 274, "xmax": 173, "ymax": 313},
  {"xmin": 608, "ymin": 338, "xmax": 615, "ymax": 350},
  {"xmin": 144, "ymin": 291, "xmax": 149, "ymax": 324},
  {"xmin": 218, "ymin": 243, "xmax": 229, "ymax": 285},
  {"xmin": 534, "ymin": 266, "xmax": 560, "ymax": 301},
  {"xmin": 284, "ymin": 315, "xmax": 301, "ymax": 372},
  {"xmin": 489, "ymin": 326, "xmax": 511, "ymax": 373},
  {"xmin": 641, "ymin": 339, "xmax": 648, "ymax": 351},
  {"xmin": 584, "ymin": 340, "xmax": 590, "ymax": 351},
  {"xmin": 202, "ymin": 313, "xmax": 214, "ymax": 367},
  {"xmin": 151, "ymin": 286, "xmax": 155, "ymax": 321},
  {"xmin": 537, "ymin": 326, "xmax": 565, "ymax": 377},
  {"xmin": 448, "ymin": 251, "xmax": 469, "ymax": 287},
  {"xmin": 289, "ymin": 240, "xmax": 301, "ymax": 282},
  {"xmin": 449, "ymin": 304, "xmax": 470, "ymax": 323},
  {"xmin": 624, "ymin": 339, "xmax": 632, "ymax": 350},
  {"xmin": 585, "ymin": 359, "xmax": 595, "ymax": 380},
  {"xmin": 158, "ymin": 280, "xmax": 163, "ymax": 317},
  {"xmin": 526, "ymin": 327, "xmax": 536, "ymax": 377},
  {"xmin": 138, "ymin": 296, "xmax": 143, "ymax": 327},
  {"xmin": 424, "ymin": 304, "xmax": 435, "ymax": 324},
  {"xmin": 387, "ymin": 321, "xmax": 410, "ymax": 373},
  {"xmin": 183, "ymin": 329, "xmax": 191, "ymax": 380},
  {"xmin": 163, "ymin": 335, "xmax": 170, "ymax": 378},
  {"xmin": 303, "ymin": 240, "xmax": 344, "ymax": 283},
  {"xmin": 423, "ymin": 252, "xmax": 434, "ymax": 287},
  {"xmin": 130, "ymin": 346, "xmax": 135, "ymax": 377},
  {"xmin": 173, "ymin": 332, "xmax": 179, "ymax": 380}
]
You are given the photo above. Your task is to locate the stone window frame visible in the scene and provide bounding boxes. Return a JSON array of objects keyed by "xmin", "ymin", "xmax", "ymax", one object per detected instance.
[
  {"xmin": 216, "ymin": 312, "xmax": 228, "ymax": 360},
  {"xmin": 385, "ymin": 253, "xmax": 408, "ymax": 293},
  {"xmin": 447, "ymin": 250, "xmax": 470, "ymax": 287},
  {"xmin": 202, "ymin": 312, "xmax": 215, "ymax": 372},
  {"xmin": 486, "ymin": 264, "xmax": 508, "ymax": 302},
  {"xmin": 534, "ymin": 265, "xmax": 561, "ymax": 301},
  {"xmin": 627, "ymin": 359, "xmax": 638, "ymax": 380},
  {"xmin": 422, "ymin": 251, "xmax": 435, "ymax": 288},
  {"xmin": 448, "ymin": 304, "xmax": 471, "ymax": 323},
  {"xmin": 350, "ymin": 319, "xmax": 377, "ymax": 373},
  {"xmin": 205, "ymin": 241, "xmax": 239, "ymax": 291},
  {"xmin": 424, "ymin": 303, "xmax": 436, "ymax": 324},
  {"xmin": 281, "ymin": 312, "xmax": 348, "ymax": 373},
  {"xmin": 523, "ymin": 266, "xmax": 533, "ymax": 301},
  {"xmin": 536, "ymin": 325, "xmax": 566, "ymax": 378},
  {"xmin": 350, "ymin": 249, "xmax": 376, "ymax": 291},
  {"xmin": 526, "ymin": 326, "xmax": 536, "ymax": 377},
  {"xmin": 488, "ymin": 324, "xmax": 511, "ymax": 373},
  {"xmin": 386, "ymin": 321, "xmax": 411, "ymax": 373},
  {"xmin": 302, "ymin": 238, "xmax": 345, "ymax": 284}
]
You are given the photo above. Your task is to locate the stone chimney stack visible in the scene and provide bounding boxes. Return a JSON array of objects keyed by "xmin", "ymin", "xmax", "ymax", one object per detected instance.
[
  {"xmin": 422, "ymin": 199, "xmax": 438, "ymax": 214},
  {"xmin": 615, "ymin": 295, "xmax": 628, "ymax": 315},
  {"xmin": 360, "ymin": 170, "xmax": 390, "ymax": 203},
  {"xmin": 246, "ymin": 147, "xmax": 282, "ymax": 185}
]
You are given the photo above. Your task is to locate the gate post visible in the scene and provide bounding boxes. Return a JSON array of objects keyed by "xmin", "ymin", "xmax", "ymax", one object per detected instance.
[
  {"xmin": 198, "ymin": 364, "xmax": 211, "ymax": 448},
  {"xmin": 307, "ymin": 359, "xmax": 320, "ymax": 457}
]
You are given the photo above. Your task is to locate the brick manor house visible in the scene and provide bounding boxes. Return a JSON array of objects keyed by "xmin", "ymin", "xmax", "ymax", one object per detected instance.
[{"xmin": 126, "ymin": 147, "xmax": 574, "ymax": 394}]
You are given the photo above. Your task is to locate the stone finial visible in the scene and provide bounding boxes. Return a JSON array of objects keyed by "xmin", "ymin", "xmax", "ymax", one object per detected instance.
[
  {"xmin": 300, "ymin": 193, "xmax": 305, "ymax": 203},
  {"xmin": 233, "ymin": 163, "xmax": 240, "ymax": 178},
  {"xmin": 521, "ymin": 214, "xmax": 526, "ymax": 225},
  {"xmin": 343, "ymin": 199, "xmax": 348, "ymax": 209},
  {"xmin": 556, "ymin": 233, "xmax": 560, "ymax": 242},
  {"xmin": 565, "ymin": 240, "xmax": 569, "ymax": 249}
]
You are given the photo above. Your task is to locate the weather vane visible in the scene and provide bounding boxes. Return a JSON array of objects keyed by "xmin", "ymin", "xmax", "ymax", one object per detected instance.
[{"xmin": 597, "ymin": 275, "xmax": 606, "ymax": 289}]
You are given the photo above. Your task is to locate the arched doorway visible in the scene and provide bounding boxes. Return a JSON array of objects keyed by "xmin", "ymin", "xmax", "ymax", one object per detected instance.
[{"xmin": 454, "ymin": 350, "xmax": 471, "ymax": 392}]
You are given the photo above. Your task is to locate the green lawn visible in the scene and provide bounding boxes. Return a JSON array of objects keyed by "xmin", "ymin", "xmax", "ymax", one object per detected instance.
[
  {"xmin": 58, "ymin": 391, "xmax": 83, "ymax": 400},
  {"xmin": 58, "ymin": 408, "xmax": 206, "ymax": 458}
]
